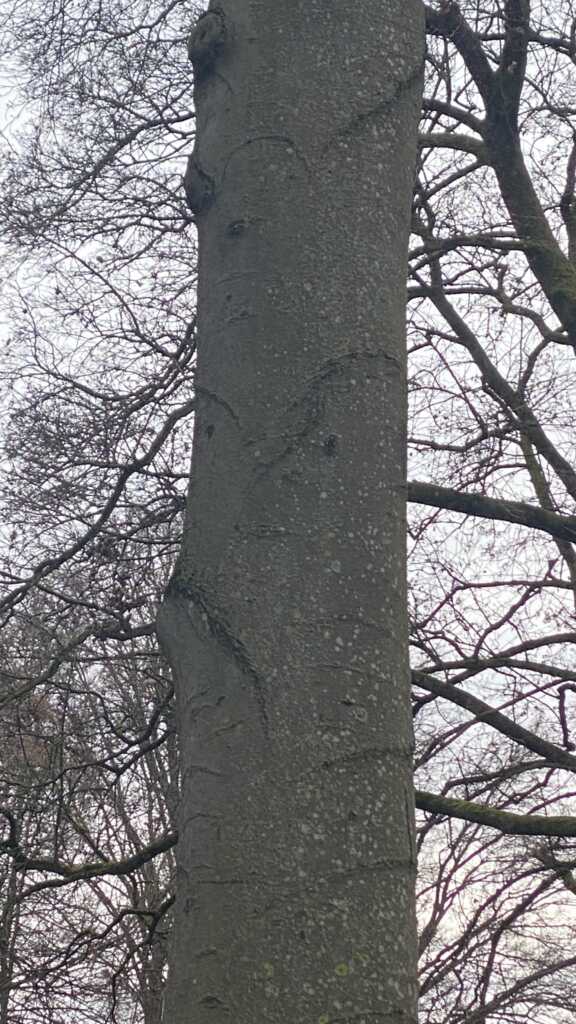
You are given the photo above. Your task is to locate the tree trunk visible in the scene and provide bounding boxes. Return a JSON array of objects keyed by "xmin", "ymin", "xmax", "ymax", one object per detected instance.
[{"xmin": 158, "ymin": 2, "xmax": 424, "ymax": 1021}]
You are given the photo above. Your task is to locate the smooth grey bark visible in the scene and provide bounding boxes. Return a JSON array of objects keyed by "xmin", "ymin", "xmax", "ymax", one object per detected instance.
[{"xmin": 158, "ymin": 2, "xmax": 424, "ymax": 1021}]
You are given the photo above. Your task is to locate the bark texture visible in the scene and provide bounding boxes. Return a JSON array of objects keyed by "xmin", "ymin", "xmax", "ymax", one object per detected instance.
[{"xmin": 158, "ymin": 2, "xmax": 424, "ymax": 1020}]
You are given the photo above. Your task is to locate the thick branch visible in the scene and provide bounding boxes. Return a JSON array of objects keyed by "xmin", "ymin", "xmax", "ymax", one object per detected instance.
[
  {"xmin": 561, "ymin": 136, "xmax": 576, "ymax": 264},
  {"xmin": 0, "ymin": 807, "xmax": 177, "ymax": 896},
  {"xmin": 416, "ymin": 790, "xmax": 576, "ymax": 836},
  {"xmin": 408, "ymin": 480, "xmax": 576, "ymax": 543},
  {"xmin": 422, "ymin": 95, "xmax": 485, "ymax": 134},
  {"xmin": 424, "ymin": 3, "xmax": 494, "ymax": 104},
  {"xmin": 497, "ymin": 0, "xmax": 530, "ymax": 127},
  {"xmin": 418, "ymin": 131, "xmax": 487, "ymax": 159},
  {"xmin": 426, "ymin": 0, "xmax": 576, "ymax": 339},
  {"xmin": 413, "ymin": 670, "xmax": 576, "ymax": 772}
]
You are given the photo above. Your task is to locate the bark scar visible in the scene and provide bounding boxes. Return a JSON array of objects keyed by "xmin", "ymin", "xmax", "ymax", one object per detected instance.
[
  {"xmin": 188, "ymin": 8, "xmax": 227, "ymax": 83},
  {"xmin": 183, "ymin": 154, "xmax": 216, "ymax": 218},
  {"xmin": 168, "ymin": 579, "xmax": 270, "ymax": 738},
  {"xmin": 322, "ymin": 59, "xmax": 424, "ymax": 155}
]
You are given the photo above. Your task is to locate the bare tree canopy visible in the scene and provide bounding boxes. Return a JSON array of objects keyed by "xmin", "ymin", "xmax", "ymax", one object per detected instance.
[{"xmin": 0, "ymin": 0, "xmax": 576, "ymax": 1022}]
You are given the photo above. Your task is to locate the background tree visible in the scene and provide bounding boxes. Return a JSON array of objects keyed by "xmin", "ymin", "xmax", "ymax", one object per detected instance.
[
  {"xmin": 0, "ymin": 0, "xmax": 194, "ymax": 1018},
  {"xmin": 412, "ymin": 3, "xmax": 576, "ymax": 1020},
  {"xmin": 1, "ymin": 0, "xmax": 576, "ymax": 1022}
]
